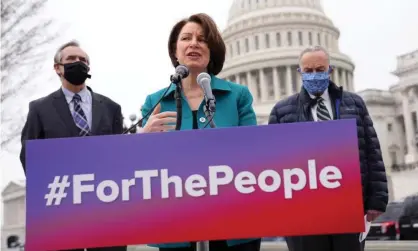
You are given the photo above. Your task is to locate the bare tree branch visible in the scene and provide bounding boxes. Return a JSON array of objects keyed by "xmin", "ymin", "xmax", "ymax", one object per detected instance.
[{"xmin": 1, "ymin": 0, "xmax": 60, "ymax": 150}]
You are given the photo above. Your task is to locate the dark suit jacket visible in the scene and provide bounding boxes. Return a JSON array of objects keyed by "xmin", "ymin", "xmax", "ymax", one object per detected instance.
[{"xmin": 20, "ymin": 86, "xmax": 123, "ymax": 174}]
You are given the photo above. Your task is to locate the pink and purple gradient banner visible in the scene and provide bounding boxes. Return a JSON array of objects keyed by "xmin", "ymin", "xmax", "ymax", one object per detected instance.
[{"xmin": 25, "ymin": 119, "xmax": 364, "ymax": 251}]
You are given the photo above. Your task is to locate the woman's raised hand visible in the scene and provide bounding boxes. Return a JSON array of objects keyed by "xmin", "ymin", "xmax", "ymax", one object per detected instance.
[{"xmin": 142, "ymin": 104, "xmax": 177, "ymax": 133}]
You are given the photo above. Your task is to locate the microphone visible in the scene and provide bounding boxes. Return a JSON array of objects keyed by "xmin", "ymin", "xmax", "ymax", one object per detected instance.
[
  {"xmin": 197, "ymin": 72, "xmax": 215, "ymax": 112},
  {"xmin": 197, "ymin": 72, "xmax": 216, "ymax": 128},
  {"xmin": 172, "ymin": 65, "xmax": 189, "ymax": 130},
  {"xmin": 170, "ymin": 64, "xmax": 189, "ymax": 84}
]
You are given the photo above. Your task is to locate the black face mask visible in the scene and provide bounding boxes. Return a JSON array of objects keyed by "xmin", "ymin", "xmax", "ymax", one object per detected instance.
[{"xmin": 61, "ymin": 61, "xmax": 91, "ymax": 86}]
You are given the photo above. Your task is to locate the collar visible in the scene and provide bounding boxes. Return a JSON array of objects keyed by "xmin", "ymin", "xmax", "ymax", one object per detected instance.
[
  {"xmin": 308, "ymin": 88, "xmax": 331, "ymax": 101},
  {"xmin": 61, "ymin": 86, "xmax": 91, "ymax": 104},
  {"xmin": 163, "ymin": 74, "xmax": 232, "ymax": 99}
]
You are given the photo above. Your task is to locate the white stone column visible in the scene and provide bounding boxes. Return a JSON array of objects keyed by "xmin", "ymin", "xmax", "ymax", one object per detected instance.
[
  {"xmin": 327, "ymin": 34, "xmax": 333, "ymax": 51},
  {"xmin": 249, "ymin": 34, "xmax": 254, "ymax": 51},
  {"xmin": 333, "ymin": 67, "xmax": 339, "ymax": 86},
  {"xmin": 304, "ymin": 31, "xmax": 310, "ymax": 46},
  {"xmin": 247, "ymin": 71, "xmax": 257, "ymax": 103},
  {"xmin": 273, "ymin": 66, "xmax": 280, "ymax": 100},
  {"xmin": 341, "ymin": 70, "xmax": 348, "ymax": 90},
  {"xmin": 269, "ymin": 31, "xmax": 275, "ymax": 49},
  {"xmin": 322, "ymin": 33, "xmax": 327, "ymax": 48},
  {"xmin": 259, "ymin": 68, "xmax": 268, "ymax": 102},
  {"xmin": 296, "ymin": 72, "xmax": 302, "ymax": 92},
  {"xmin": 235, "ymin": 74, "xmax": 241, "ymax": 85},
  {"xmin": 402, "ymin": 89, "xmax": 417, "ymax": 163},
  {"xmin": 347, "ymin": 71, "xmax": 353, "ymax": 92},
  {"xmin": 286, "ymin": 65, "xmax": 292, "ymax": 96},
  {"xmin": 292, "ymin": 31, "xmax": 297, "ymax": 47}
]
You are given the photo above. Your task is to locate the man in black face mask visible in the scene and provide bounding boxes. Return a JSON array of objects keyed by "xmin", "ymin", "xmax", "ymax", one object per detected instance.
[{"xmin": 19, "ymin": 40, "xmax": 126, "ymax": 251}]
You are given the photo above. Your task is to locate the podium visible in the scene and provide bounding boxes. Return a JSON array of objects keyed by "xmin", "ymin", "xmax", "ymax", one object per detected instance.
[{"xmin": 25, "ymin": 119, "xmax": 365, "ymax": 251}]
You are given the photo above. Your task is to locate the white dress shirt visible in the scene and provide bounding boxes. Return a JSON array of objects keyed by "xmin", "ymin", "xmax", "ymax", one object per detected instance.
[
  {"xmin": 308, "ymin": 88, "xmax": 334, "ymax": 121},
  {"xmin": 61, "ymin": 86, "xmax": 93, "ymax": 129}
]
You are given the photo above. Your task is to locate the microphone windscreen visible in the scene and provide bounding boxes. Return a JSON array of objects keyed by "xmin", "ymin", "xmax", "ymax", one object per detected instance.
[
  {"xmin": 175, "ymin": 64, "xmax": 189, "ymax": 78},
  {"xmin": 197, "ymin": 72, "xmax": 213, "ymax": 99},
  {"xmin": 197, "ymin": 72, "xmax": 211, "ymax": 86}
]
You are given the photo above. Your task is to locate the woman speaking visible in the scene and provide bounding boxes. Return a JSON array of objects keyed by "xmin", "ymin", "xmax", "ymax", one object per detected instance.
[{"xmin": 141, "ymin": 13, "xmax": 261, "ymax": 251}]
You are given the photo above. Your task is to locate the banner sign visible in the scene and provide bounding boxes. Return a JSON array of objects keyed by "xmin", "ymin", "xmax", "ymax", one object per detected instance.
[{"xmin": 25, "ymin": 119, "xmax": 364, "ymax": 251}]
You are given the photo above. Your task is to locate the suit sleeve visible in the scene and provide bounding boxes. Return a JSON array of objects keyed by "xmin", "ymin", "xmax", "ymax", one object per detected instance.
[
  {"xmin": 113, "ymin": 104, "xmax": 123, "ymax": 134},
  {"xmin": 20, "ymin": 101, "xmax": 43, "ymax": 175},
  {"xmin": 237, "ymin": 86, "xmax": 257, "ymax": 126},
  {"xmin": 359, "ymin": 97, "xmax": 388, "ymax": 212}
]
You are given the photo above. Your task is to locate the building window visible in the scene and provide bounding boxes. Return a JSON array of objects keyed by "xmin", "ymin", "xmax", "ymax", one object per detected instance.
[
  {"xmin": 412, "ymin": 111, "xmax": 417, "ymax": 131},
  {"xmin": 390, "ymin": 151, "xmax": 397, "ymax": 165},
  {"xmin": 298, "ymin": 31, "xmax": 303, "ymax": 46},
  {"xmin": 254, "ymin": 72, "xmax": 261, "ymax": 100},
  {"xmin": 308, "ymin": 32, "xmax": 312, "ymax": 45},
  {"xmin": 245, "ymin": 38, "xmax": 249, "ymax": 52},
  {"xmin": 255, "ymin": 35, "xmax": 259, "ymax": 50},
  {"xmin": 279, "ymin": 67, "xmax": 286, "ymax": 96},
  {"xmin": 287, "ymin": 31, "xmax": 292, "ymax": 46},
  {"xmin": 229, "ymin": 44, "xmax": 233, "ymax": 57},
  {"xmin": 265, "ymin": 33, "xmax": 270, "ymax": 48},
  {"xmin": 317, "ymin": 33, "xmax": 321, "ymax": 45},
  {"xmin": 236, "ymin": 41, "xmax": 240, "ymax": 55},
  {"xmin": 264, "ymin": 68, "xmax": 274, "ymax": 99},
  {"xmin": 387, "ymin": 123, "xmax": 392, "ymax": 132},
  {"xmin": 276, "ymin": 32, "xmax": 281, "ymax": 46}
]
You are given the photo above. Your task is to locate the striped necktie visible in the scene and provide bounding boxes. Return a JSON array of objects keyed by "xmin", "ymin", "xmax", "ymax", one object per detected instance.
[
  {"xmin": 72, "ymin": 93, "xmax": 90, "ymax": 136},
  {"xmin": 316, "ymin": 97, "xmax": 331, "ymax": 121}
]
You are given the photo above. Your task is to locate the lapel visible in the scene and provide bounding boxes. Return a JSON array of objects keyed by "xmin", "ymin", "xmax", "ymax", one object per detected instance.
[
  {"xmin": 327, "ymin": 81, "xmax": 343, "ymax": 120},
  {"xmin": 52, "ymin": 86, "xmax": 105, "ymax": 136},
  {"xmin": 89, "ymin": 86, "xmax": 104, "ymax": 136},
  {"xmin": 52, "ymin": 89, "xmax": 79, "ymax": 136},
  {"xmin": 298, "ymin": 87, "xmax": 315, "ymax": 122}
]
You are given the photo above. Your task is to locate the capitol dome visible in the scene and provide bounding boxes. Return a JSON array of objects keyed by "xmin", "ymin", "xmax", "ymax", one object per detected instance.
[{"xmin": 218, "ymin": 0, "xmax": 355, "ymax": 124}]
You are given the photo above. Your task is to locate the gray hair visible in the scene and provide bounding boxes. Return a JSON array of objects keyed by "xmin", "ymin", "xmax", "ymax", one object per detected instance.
[
  {"xmin": 53, "ymin": 40, "xmax": 90, "ymax": 64},
  {"xmin": 298, "ymin": 45, "xmax": 330, "ymax": 67}
]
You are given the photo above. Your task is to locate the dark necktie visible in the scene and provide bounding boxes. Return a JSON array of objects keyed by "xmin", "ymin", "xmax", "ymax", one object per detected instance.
[
  {"xmin": 316, "ymin": 97, "xmax": 331, "ymax": 121},
  {"xmin": 72, "ymin": 94, "xmax": 90, "ymax": 136}
]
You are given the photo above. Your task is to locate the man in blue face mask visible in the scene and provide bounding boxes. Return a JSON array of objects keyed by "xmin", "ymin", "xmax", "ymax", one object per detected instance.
[{"xmin": 268, "ymin": 46, "xmax": 388, "ymax": 251}]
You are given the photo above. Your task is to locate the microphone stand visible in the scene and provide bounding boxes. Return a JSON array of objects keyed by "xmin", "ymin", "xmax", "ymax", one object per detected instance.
[
  {"xmin": 196, "ymin": 240, "xmax": 210, "ymax": 251},
  {"xmin": 171, "ymin": 75, "xmax": 182, "ymax": 131},
  {"xmin": 197, "ymin": 100, "xmax": 215, "ymax": 251},
  {"xmin": 203, "ymin": 98, "xmax": 216, "ymax": 128}
]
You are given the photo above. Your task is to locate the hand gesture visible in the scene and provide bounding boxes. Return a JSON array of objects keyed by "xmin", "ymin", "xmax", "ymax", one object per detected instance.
[{"xmin": 142, "ymin": 104, "xmax": 177, "ymax": 133}]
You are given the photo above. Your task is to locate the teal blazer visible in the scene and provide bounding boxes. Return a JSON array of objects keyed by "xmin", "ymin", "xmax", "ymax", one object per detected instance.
[{"xmin": 141, "ymin": 75, "xmax": 259, "ymax": 248}]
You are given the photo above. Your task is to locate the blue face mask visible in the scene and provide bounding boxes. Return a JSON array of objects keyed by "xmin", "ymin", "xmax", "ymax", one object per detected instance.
[{"xmin": 301, "ymin": 71, "xmax": 330, "ymax": 96}]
